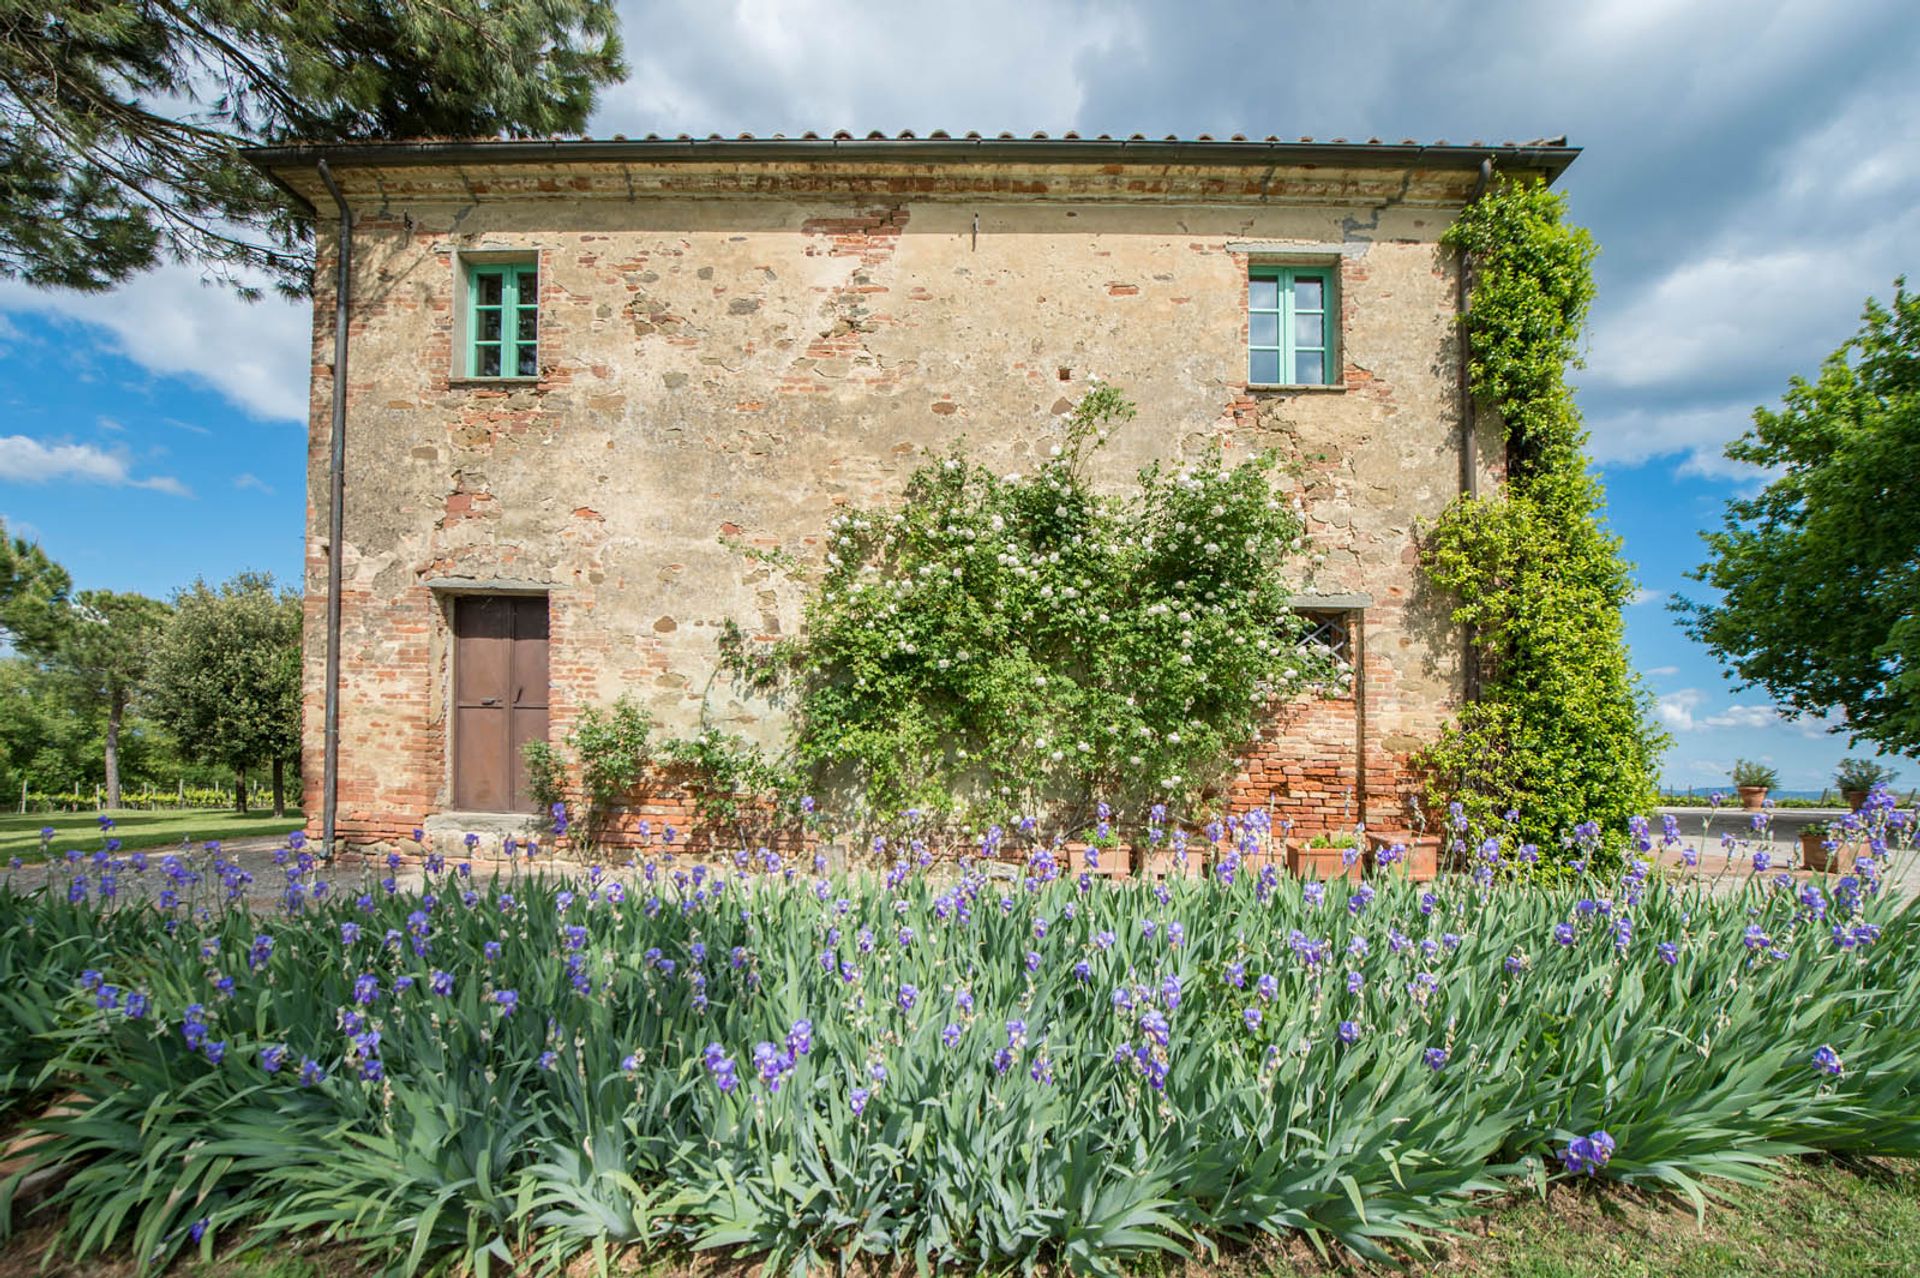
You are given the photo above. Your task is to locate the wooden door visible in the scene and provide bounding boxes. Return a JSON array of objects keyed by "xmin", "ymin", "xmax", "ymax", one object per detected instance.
[{"xmin": 453, "ymin": 595, "xmax": 549, "ymax": 811}]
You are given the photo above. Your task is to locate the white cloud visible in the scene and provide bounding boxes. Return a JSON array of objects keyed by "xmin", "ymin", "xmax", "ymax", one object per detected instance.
[
  {"xmin": 96, "ymin": 415, "xmax": 124, "ymax": 432},
  {"xmin": 0, "ymin": 266, "xmax": 308, "ymax": 422},
  {"xmin": 1643, "ymin": 665, "xmax": 1680, "ymax": 677},
  {"xmin": 1627, "ymin": 587, "xmax": 1665, "ymax": 606},
  {"xmin": 233, "ymin": 472, "xmax": 274, "ymax": 494},
  {"xmin": 1585, "ymin": 401, "xmax": 1761, "ymax": 473},
  {"xmin": 1675, "ymin": 756, "xmax": 1734, "ymax": 783},
  {"xmin": 1703, "ymin": 704, "xmax": 1778, "ymax": 730},
  {"xmin": 1585, "ymin": 249, "xmax": 1869, "ymax": 397},
  {"xmin": 1788, "ymin": 706, "xmax": 1848, "ymax": 739},
  {"xmin": 1674, "ymin": 448, "xmax": 1776, "ymax": 484},
  {"xmin": 1657, "ymin": 690, "xmax": 1789, "ymax": 733},
  {"xmin": 1768, "ymin": 75, "xmax": 1920, "ymax": 213},
  {"xmin": 0, "ymin": 436, "xmax": 192, "ymax": 498},
  {"xmin": 1657, "ymin": 688, "xmax": 1705, "ymax": 731},
  {"xmin": 597, "ymin": 0, "xmax": 1143, "ymax": 138}
]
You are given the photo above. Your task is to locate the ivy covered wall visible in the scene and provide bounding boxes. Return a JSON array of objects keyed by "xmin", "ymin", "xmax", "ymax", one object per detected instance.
[{"xmin": 1418, "ymin": 179, "xmax": 1668, "ymax": 855}]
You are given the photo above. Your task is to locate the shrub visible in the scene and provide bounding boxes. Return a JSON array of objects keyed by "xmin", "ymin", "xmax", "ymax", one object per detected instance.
[
  {"xmin": 721, "ymin": 385, "xmax": 1334, "ymax": 825},
  {"xmin": 655, "ymin": 726, "xmax": 794, "ymax": 829},
  {"xmin": 521, "ymin": 696, "xmax": 654, "ymax": 844},
  {"xmin": 1731, "ymin": 758, "xmax": 1779, "ymax": 790}
]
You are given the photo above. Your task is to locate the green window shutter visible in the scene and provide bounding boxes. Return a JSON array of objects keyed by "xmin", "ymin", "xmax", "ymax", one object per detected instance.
[
  {"xmin": 1247, "ymin": 265, "xmax": 1334, "ymax": 385},
  {"xmin": 467, "ymin": 262, "xmax": 539, "ymax": 378}
]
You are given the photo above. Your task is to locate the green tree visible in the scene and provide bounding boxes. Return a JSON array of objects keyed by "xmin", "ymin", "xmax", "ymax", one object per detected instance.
[
  {"xmin": 0, "ymin": 0, "xmax": 624, "ymax": 294},
  {"xmin": 1678, "ymin": 283, "xmax": 1920, "ymax": 758},
  {"xmin": 146, "ymin": 572, "xmax": 302, "ymax": 815},
  {"xmin": 0, "ymin": 517, "xmax": 70, "ymax": 651},
  {"xmin": 1417, "ymin": 180, "xmax": 1667, "ymax": 854},
  {"xmin": 0, "ymin": 656, "xmax": 101, "ymax": 801},
  {"xmin": 41, "ymin": 590, "xmax": 172, "ymax": 809}
]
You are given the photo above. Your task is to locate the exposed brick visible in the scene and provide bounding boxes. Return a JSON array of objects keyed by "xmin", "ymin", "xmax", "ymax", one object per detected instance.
[{"xmin": 295, "ymin": 155, "xmax": 1483, "ymax": 851}]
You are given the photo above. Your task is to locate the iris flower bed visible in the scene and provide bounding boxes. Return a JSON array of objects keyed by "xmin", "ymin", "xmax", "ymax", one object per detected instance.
[{"xmin": 1, "ymin": 796, "xmax": 1917, "ymax": 1276}]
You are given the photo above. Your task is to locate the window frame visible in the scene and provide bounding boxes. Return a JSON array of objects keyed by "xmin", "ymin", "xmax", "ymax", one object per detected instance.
[
  {"xmin": 1247, "ymin": 264, "xmax": 1336, "ymax": 387},
  {"xmin": 1292, "ymin": 608, "xmax": 1354, "ymax": 665},
  {"xmin": 463, "ymin": 259, "xmax": 540, "ymax": 380}
]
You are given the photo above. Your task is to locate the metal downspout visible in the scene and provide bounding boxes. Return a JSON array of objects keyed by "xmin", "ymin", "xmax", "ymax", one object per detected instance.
[
  {"xmin": 1459, "ymin": 155, "xmax": 1492, "ymax": 499},
  {"xmin": 1458, "ymin": 156, "xmax": 1493, "ymax": 702},
  {"xmin": 316, "ymin": 160, "xmax": 352, "ymax": 858}
]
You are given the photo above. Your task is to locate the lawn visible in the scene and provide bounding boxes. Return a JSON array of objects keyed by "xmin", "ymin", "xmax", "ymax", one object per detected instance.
[
  {"xmin": 1379, "ymin": 1156, "xmax": 1920, "ymax": 1277},
  {"xmin": 0, "ymin": 809, "xmax": 305, "ymax": 863}
]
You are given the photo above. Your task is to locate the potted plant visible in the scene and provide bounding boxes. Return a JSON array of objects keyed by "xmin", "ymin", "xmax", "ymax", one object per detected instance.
[
  {"xmin": 1799, "ymin": 821, "xmax": 1853, "ymax": 874},
  {"xmin": 1731, "ymin": 759, "xmax": 1778, "ymax": 811},
  {"xmin": 1134, "ymin": 841, "xmax": 1202, "ymax": 880},
  {"xmin": 1834, "ymin": 758, "xmax": 1896, "ymax": 812},
  {"xmin": 1068, "ymin": 840, "xmax": 1132, "ymax": 880},
  {"xmin": 1286, "ymin": 830, "xmax": 1363, "ymax": 882},
  {"xmin": 1363, "ymin": 828, "xmax": 1441, "ymax": 881}
]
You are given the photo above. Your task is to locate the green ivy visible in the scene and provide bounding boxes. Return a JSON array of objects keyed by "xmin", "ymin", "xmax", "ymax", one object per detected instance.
[
  {"xmin": 724, "ymin": 386, "xmax": 1335, "ymax": 825},
  {"xmin": 1418, "ymin": 180, "xmax": 1667, "ymax": 854}
]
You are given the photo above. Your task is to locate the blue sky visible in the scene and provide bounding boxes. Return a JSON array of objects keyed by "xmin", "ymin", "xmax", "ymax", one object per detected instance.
[{"xmin": 1, "ymin": 0, "xmax": 1913, "ymax": 794}]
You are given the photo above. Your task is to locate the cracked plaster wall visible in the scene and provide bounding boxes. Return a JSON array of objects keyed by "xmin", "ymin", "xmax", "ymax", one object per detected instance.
[{"xmin": 291, "ymin": 159, "xmax": 1508, "ymax": 844}]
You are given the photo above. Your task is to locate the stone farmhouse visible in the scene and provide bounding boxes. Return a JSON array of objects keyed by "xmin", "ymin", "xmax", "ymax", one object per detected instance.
[{"xmin": 246, "ymin": 132, "xmax": 1578, "ymax": 852}]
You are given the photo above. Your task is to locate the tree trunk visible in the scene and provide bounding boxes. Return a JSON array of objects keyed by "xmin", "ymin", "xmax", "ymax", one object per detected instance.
[
  {"xmin": 104, "ymin": 694, "xmax": 124, "ymax": 811},
  {"xmin": 271, "ymin": 758, "xmax": 286, "ymax": 819},
  {"xmin": 235, "ymin": 765, "xmax": 249, "ymax": 815}
]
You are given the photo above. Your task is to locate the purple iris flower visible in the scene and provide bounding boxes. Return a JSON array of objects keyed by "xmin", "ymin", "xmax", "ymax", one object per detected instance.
[{"xmin": 1560, "ymin": 1130, "xmax": 1616, "ymax": 1176}]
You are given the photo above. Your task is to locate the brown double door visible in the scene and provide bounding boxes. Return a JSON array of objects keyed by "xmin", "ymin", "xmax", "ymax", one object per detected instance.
[{"xmin": 452, "ymin": 595, "xmax": 549, "ymax": 811}]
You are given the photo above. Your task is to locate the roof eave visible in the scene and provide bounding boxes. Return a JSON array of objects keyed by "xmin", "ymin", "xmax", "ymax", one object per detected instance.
[{"xmin": 243, "ymin": 136, "xmax": 1579, "ymax": 187}]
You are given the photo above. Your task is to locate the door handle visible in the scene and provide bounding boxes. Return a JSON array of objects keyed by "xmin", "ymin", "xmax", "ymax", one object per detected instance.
[{"xmin": 480, "ymin": 697, "xmax": 501, "ymax": 706}]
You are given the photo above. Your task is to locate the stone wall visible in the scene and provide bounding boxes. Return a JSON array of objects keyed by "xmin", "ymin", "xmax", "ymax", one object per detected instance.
[{"xmin": 283, "ymin": 157, "xmax": 1512, "ymax": 848}]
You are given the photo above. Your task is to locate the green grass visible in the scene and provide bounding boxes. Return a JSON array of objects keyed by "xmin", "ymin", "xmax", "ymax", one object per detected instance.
[
  {"xmin": 1271, "ymin": 1157, "xmax": 1920, "ymax": 1277},
  {"xmin": 0, "ymin": 808, "xmax": 305, "ymax": 862}
]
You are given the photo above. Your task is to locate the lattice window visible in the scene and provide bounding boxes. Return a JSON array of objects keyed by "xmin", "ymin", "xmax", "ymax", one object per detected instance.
[{"xmin": 1294, "ymin": 609, "xmax": 1353, "ymax": 664}]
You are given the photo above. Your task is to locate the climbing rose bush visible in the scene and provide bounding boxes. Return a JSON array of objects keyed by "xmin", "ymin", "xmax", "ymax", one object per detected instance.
[{"xmin": 722, "ymin": 384, "xmax": 1337, "ymax": 824}]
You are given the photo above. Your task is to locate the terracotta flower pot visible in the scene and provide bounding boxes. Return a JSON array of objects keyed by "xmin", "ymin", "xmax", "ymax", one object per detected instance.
[
  {"xmin": 1286, "ymin": 843, "xmax": 1363, "ymax": 882},
  {"xmin": 1737, "ymin": 786, "xmax": 1768, "ymax": 811},
  {"xmin": 1800, "ymin": 830, "xmax": 1853, "ymax": 874},
  {"xmin": 1363, "ymin": 831, "xmax": 1441, "ymax": 881},
  {"xmin": 1844, "ymin": 789, "xmax": 1869, "ymax": 813},
  {"xmin": 1066, "ymin": 843, "xmax": 1130, "ymax": 880},
  {"xmin": 1135, "ymin": 847, "xmax": 1202, "ymax": 880}
]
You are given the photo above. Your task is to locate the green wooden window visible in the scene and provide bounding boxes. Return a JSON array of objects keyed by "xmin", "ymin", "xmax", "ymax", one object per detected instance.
[
  {"xmin": 1248, "ymin": 266, "xmax": 1333, "ymax": 385},
  {"xmin": 467, "ymin": 262, "xmax": 539, "ymax": 378}
]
